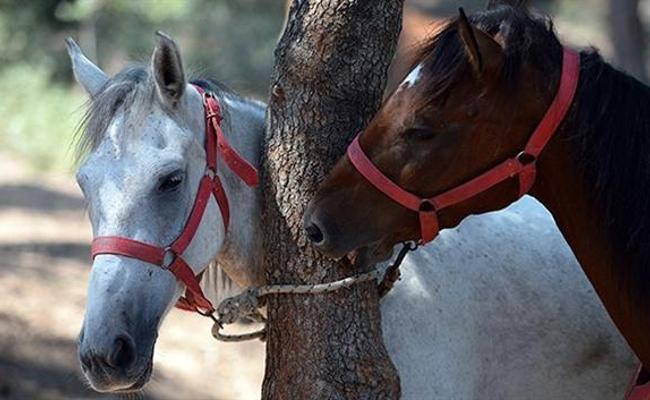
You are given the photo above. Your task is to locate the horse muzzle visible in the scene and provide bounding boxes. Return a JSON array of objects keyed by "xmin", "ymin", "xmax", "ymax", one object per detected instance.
[{"xmin": 78, "ymin": 328, "xmax": 154, "ymax": 393}]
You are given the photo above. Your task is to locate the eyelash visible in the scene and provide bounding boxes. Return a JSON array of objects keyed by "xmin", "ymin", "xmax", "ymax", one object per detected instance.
[{"xmin": 157, "ymin": 171, "xmax": 185, "ymax": 193}]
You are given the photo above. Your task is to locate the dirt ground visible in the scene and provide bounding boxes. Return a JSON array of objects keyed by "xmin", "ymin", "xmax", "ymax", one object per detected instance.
[{"xmin": 0, "ymin": 154, "xmax": 265, "ymax": 400}]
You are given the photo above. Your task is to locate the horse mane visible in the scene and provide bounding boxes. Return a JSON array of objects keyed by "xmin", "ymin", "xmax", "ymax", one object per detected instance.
[
  {"xmin": 75, "ymin": 65, "xmax": 235, "ymax": 161},
  {"xmin": 413, "ymin": 5, "xmax": 650, "ymax": 309},
  {"xmin": 202, "ymin": 261, "xmax": 240, "ymax": 305},
  {"xmin": 568, "ymin": 53, "xmax": 650, "ymax": 308},
  {"xmin": 410, "ymin": 6, "xmax": 562, "ymax": 106}
]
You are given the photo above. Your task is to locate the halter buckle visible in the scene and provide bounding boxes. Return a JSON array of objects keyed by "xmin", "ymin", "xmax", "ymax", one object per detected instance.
[
  {"xmin": 201, "ymin": 90, "xmax": 214, "ymax": 105},
  {"xmin": 202, "ymin": 92, "xmax": 221, "ymax": 121},
  {"xmin": 161, "ymin": 247, "xmax": 177, "ymax": 270},
  {"xmin": 206, "ymin": 110, "xmax": 220, "ymax": 120}
]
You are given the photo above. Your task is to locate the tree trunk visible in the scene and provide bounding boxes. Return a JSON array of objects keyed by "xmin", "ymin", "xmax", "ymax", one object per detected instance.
[
  {"xmin": 608, "ymin": 0, "xmax": 648, "ymax": 82},
  {"xmin": 261, "ymin": 1, "xmax": 403, "ymax": 399}
]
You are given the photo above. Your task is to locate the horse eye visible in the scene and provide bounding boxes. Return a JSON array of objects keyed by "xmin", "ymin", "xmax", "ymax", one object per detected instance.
[
  {"xmin": 404, "ymin": 127, "xmax": 435, "ymax": 141},
  {"xmin": 157, "ymin": 171, "xmax": 185, "ymax": 193}
]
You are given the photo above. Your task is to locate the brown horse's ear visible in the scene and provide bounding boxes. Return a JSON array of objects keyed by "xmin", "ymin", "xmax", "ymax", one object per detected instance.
[
  {"xmin": 458, "ymin": 8, "xmax": 503, "ymax": 78},
  {"xmin": 152, "ymin": 31, "xmax": 186, "ymax": 107},
  {"xmin": 486, "ymin": 0, "xmax": 528, "ymax": 10}
]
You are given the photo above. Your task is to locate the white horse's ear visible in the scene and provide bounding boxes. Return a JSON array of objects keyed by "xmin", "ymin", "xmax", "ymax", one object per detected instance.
[
  {"xmin": 151, "ymin": 31, "xmax": 186, "ymax": 107},
  {"xmin": 65, "ymin": 37, "xmax": 108, "ymax": 97}
]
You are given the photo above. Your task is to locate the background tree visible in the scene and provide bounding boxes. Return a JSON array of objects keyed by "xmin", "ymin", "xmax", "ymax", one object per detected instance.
[
  {"xmin": 608, "ymin": 0, "xmax": 648, "ymax": 82},
  {"xmin": 261, "ymin": 1, "xmax": 404, "ymax": 398}
]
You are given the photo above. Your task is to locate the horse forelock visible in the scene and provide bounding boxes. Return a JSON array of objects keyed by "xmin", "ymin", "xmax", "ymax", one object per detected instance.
[
  {"xmin": 75, "ymin": 65, "xmax": 155, "ymax": 161},
  {"xmin": 406, "ymin": 5, "xmax": 562, "ymax": 109}
]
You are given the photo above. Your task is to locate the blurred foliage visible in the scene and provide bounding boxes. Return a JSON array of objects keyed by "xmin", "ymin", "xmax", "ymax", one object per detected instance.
[
  {"xmin": 0, "ymin": 0, "xmax": 284, "ymax": 172},
  {"xmin": 0, "ymin": 0, "xmax": 284, "ymax": 93},
  {"xmin": 0, "ymin": 64, "xmax": 83, "ymax": 170}
]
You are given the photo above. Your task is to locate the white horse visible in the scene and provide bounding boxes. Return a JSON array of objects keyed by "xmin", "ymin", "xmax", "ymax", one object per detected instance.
[{"xmin": 68, "ymin": 34, "xmax": 637, "ymax": 398}]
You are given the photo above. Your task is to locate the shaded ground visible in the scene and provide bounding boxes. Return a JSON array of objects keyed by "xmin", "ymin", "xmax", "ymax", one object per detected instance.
[{"xmin": 0, "ymin": 154, "xmax": 265, "ymax": 400}]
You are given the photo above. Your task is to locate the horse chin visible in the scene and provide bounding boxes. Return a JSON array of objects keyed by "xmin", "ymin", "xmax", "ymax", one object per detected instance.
[
  {"xmin": 115, "ymin": 363, "xmax": 153, "ymax": 393},
  {"xmin": 80, "ymin": 334, "xmax": 155, "ymax": 395},
  {"xmin": 349, "ymin": 240, "xmax": 396, "ymax": 269},
  {"xmin": 83, "ymin": 359, "xmax": 153, "ymax": 394}
]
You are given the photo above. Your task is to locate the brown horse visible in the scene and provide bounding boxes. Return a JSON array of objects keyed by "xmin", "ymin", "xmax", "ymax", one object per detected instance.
[{"xmin": 304, "ymin": 0, "xmax": 650, "ymax": 377}]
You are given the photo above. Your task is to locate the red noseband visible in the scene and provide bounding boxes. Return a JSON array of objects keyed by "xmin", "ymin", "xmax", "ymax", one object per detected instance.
[
  {"xmin": 348, "ymin": 47, "xmax": 580, "ymax": 244},
  {"xmin": 90, "ymin": 85, "xmax": 258, "ymax": 314}
]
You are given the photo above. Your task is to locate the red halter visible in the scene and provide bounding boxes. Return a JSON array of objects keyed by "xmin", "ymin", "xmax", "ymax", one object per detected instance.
[
  {"xmin": 348, "ymin": 47, "xmax": 580, "ymax": 244},
  {"xmin": 90, "ymin": 85, "xmax": 258, "ymax": 314}
]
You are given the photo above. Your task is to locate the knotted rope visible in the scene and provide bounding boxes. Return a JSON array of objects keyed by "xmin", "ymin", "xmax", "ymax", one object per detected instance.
[{"xmin": 209, "ymin": 242, "xmax": 418, "ymax": 342}]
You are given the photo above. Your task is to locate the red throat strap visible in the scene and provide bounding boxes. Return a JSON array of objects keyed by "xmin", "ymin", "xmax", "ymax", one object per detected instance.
[
  {"xmin": 89, "ymin": 85, "xmax": 259, "ymax": 315},
  {"xmin": 200, "ymin": 90, "xmax": 259, "ymax": 188},
  {"xmin": 347, "ymin": 47, "xmax": 581, "ymax": 244}
]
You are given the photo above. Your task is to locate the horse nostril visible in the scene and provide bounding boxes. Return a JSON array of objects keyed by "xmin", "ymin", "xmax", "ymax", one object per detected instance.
[
  {"xmin": 305, "ymin": 222, "xmax": 325, "ymax": 244},
  {"xmin": 107, "ymin": 335, "xmax": 136, "ymax": 370}
]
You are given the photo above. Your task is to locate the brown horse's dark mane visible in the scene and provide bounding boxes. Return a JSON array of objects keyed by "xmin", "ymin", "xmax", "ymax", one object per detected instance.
[
  {"xmin": 412, "ymin": 5, "xmax": 650, "ymax": 309},
  {"xmin": 568, "ymin": 53, "xmax": 650, "ymax": 309}
]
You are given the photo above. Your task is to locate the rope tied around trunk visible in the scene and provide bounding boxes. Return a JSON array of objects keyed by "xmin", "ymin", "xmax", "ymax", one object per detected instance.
[{"xmin": 210, "ymin": 241, "xmax": 418, "ymax": 342}]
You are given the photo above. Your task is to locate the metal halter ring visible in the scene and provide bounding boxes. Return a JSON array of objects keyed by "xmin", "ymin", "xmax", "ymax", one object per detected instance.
[
  {"xmin": 419, "ymin": 199, "xmax": 437, "ymax": 213},
  {"xmin": 516, "ymin": 151, "xmax": 537, "ymax": 166},
  {"xmin": 404, "ymin": 240, "xmax": 419, "ymax": 251},
  {"xmin": 161, "ymin": 247, "xmax": 177, "ymax": 270}
]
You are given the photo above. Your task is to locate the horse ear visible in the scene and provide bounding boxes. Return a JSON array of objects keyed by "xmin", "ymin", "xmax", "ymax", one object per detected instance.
[
  {"xmin": 457, "ymin": 8, "xmax": 503, "ymax": 78},
  {"xmin": 151, "ymin": 31, "xmax": 186, "ymax": 107},
  {"xmin": 65, "ymin": 37, "xmax": 108, "ymax": 97},
  {"xmin": 486, "ymin": 0, "xmax": 528, "ymax": 10}
]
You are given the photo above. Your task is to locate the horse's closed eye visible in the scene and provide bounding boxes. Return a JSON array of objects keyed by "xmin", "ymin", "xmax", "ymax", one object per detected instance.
[
  {"xmin": 404, "ymin": 127, "xmax": 436, "ymax": 141},
  {"xmin": 157, "ymin": 171, "xmax": 185, "ymax": 193}
]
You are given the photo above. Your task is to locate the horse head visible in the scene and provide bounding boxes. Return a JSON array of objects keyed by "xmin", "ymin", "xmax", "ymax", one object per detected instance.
[
  {"xmin": 68, "ymin": 33, "xmax": 227, "ymax": 392},
  {"xmin": 304, "ymin": 4, "xmax": 565, "ymax": 263}
]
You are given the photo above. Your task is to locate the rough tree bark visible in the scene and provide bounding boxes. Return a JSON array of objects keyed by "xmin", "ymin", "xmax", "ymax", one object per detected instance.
[
  {"xmin": 261, "ymin": 1, "xmax": 403, "ymax": 399},
  {"xmin": 608, "ymin": 0, "xmax": 648, "ymax": 82}
]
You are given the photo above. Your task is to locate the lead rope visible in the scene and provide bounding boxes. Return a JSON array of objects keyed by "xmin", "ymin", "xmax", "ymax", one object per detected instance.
[{"xmin": 206, "ymin": 241, "xmax": 419, "ymax": 342}]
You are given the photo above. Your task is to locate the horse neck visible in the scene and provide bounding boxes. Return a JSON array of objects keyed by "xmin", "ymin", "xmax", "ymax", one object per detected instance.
[
  {"xmin": 213, "ymin": 92, "xmax": 266, "ymax": 288},
  {"xmin": 532, "ymin": 52, "xmax": 650, "ymax": 364}
]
